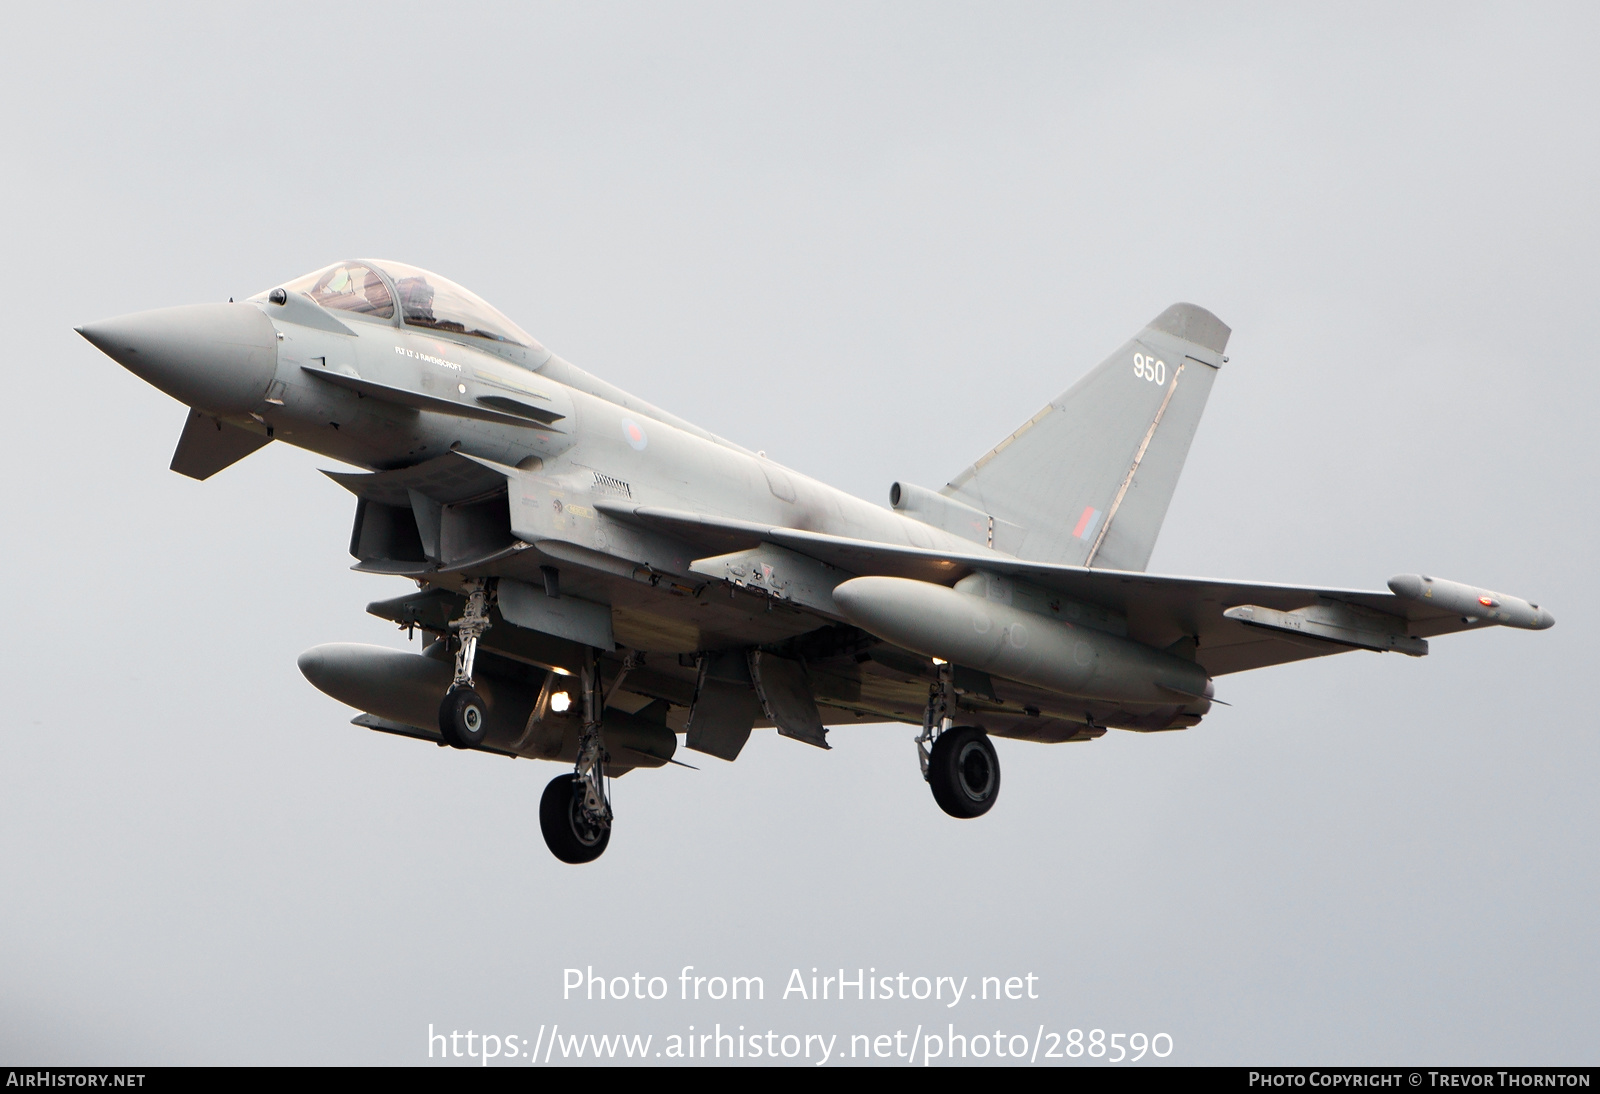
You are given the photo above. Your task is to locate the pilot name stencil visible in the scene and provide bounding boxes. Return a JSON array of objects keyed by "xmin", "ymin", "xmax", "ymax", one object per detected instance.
[{"xmin": 396, "ymin": 343, "xmax": 462, "ymax": 371}]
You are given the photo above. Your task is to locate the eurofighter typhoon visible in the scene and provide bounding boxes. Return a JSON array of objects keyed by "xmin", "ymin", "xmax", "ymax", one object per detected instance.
[{"xmin": 78, "ymin": 261, "xmax": 1554, "ymax": 863}]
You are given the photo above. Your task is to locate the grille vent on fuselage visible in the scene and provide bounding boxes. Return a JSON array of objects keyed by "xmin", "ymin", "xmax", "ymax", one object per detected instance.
[{"xmin": 592, "ymin": 472, "xmax": 633, "ymax": 498}]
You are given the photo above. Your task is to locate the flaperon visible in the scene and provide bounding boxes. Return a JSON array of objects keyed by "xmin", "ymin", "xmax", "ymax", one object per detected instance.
[{"xmin": 78, "ymin": 260, "xmax": 1554, "ymax": 864}]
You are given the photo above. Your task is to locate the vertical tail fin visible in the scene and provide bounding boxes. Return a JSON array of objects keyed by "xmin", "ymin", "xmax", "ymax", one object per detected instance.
[{"xmin": 943, "ymin": 303, "xmax": 1229, "ymax": 571}]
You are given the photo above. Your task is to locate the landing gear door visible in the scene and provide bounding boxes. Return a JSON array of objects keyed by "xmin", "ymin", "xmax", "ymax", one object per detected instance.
[
  {"xmin": 749, "ymin": 651, "xmax": 828, "ymax": 749},
  {"xmin": 685, "ymin": 650, "xmax": 759, "ymax": 760}
]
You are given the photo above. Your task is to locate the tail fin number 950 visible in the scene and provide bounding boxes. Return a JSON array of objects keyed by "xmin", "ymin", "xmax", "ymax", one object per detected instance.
[{"xmin": 1133, "ymin": 353, "xmax": 1166, "ymax": 386}]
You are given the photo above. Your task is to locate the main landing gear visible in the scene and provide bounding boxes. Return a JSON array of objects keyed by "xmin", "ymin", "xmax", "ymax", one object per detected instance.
[
  {"xmin": 916, "ymin": 662, "xmax": 1001, "ymax": 819},
  {"xmin": 435, "ymin": 581, "xmax": 618, "ymax": 865},
  {"xmin": 538, "ymin": 648, "xmax": 616, "ymax": 864},
  {"xmin": 439, "ymin": 579, "xmax": 494, "ymax": 749},
  {"xmin": 540, "ymin": 774, "xmax": 610, "ymax": 864}
]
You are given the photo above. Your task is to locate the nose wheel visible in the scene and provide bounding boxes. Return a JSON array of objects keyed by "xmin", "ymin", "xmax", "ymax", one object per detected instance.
[
  {"xmin": 439, "ymin": 686, "xmax": 487, "ymax": 749},
  {"xmin": 439, "ymin": 578, "xmax": 494, "ymax": 749}
]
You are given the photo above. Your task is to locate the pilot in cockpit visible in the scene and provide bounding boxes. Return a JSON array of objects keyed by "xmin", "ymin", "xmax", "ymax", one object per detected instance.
[
  {"xmin": 272, "ymin": 259, "xmax": 541, "ymax": 350},
  {"xmin": 303, "ymin": 263, "xmax": 393, "ymax": 318},
  {"xmin": 361, "ymin": 268, "xmax": 393, "ymax": 315},
  {"xmin": 395, "ymin": 276, "xmax": 436, "ymax": 323}
]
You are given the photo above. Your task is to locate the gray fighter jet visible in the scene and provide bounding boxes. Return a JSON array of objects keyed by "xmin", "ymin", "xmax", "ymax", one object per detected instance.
[{"xmin": 78, "ymin": 260, "xmax": 1553, "ymax": 863}]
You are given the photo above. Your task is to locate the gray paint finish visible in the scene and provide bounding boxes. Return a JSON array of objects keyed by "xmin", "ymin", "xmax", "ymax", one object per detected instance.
[
  {"xmin": 944, "ymin": 304, "xmax": 1226, "ymax": 571},
  {"xmin": 168, "ymin": 408, "xmax": 271, "ymax": 480},
  {"xmin": 78, "ymin": 268, "xmax": 1548, "ymax": 772},
  {"xmin": 6, "ymin": 5, "xmax": 1590, "ymax": 1065}
]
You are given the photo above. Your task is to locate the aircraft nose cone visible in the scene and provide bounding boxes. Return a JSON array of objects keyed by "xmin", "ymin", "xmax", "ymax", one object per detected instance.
[{"xmin": 78, "ymin": 303, "xmax": 279, "ymax": 415}]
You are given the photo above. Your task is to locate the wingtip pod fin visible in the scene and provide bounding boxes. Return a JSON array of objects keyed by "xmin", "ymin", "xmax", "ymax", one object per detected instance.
[
  {"xmin": 1148, "ymin": 302, "xmax": 1231, "ymax": 356},
  {"xmin": 1387, "ymin": 574, "xmax": 1554, "ymax": 630}
]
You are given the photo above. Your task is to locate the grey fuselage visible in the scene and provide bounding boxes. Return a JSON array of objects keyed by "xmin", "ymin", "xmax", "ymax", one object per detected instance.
[
  {"xmin": 80, "ymin": 275, "xmax": 1555, "ymax": 762},
  {"xmin": 82, "ymin": 283, "xmax": 1214, "ymax": 745},
  {"xmin": 256, "ymin": 300, "xmax": 987, "ymax": 563}
]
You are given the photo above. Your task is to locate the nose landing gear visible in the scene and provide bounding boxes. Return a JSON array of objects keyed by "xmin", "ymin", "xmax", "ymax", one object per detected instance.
[
  {"xmin": 439, "ymin": 686, "xmax": 488, "ymax": 748},
  {"xmin": 440, "ymin": 579, "xmax": 494, "ymax": 749},
  {"xmin": 916, "ymin": 662, "xmax": 1001, "ymax": 819}
]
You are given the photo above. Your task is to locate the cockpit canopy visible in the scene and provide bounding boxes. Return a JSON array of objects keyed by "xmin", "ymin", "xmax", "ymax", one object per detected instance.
[{"xmin": 269, "ymin": 259, "xmax": 540, "ymax": 350}]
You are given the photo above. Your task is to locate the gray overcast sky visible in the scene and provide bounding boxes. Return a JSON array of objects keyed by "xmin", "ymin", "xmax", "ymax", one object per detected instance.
[{"xmin": 1, "ymin": 2, "xmax": 1595, "ymax": 1066}]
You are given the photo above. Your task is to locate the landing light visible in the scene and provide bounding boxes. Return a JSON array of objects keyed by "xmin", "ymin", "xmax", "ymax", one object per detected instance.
[{"xmin": 550, "ymin": 692, "xmax": 572, "ymax": 713}]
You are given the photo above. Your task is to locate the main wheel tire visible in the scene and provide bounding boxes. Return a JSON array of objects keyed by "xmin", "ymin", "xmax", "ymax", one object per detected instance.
[
  {"xmin": 928, "ymin": 726, "xmax": 1001, "ymax": 818},
  {"xmin": 539, "ymin": 775, "xmax": 611, "ymax": 864},
  {"xmin": 439, "ymin": 686, "xmax": 488, "ymax": 749}
]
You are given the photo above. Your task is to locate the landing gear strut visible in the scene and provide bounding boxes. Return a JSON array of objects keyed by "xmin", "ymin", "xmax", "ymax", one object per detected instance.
[
  {"xmin": 916, "ymin": 662, "xmax": 1001, "ymax": 818},
  {"xmin": 539, "ymin": 648, "xmax": 615, "ymax": 864},
  {"xmin": 440, "ymin": 578, "xmax": 494, "ymax": 749}
]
